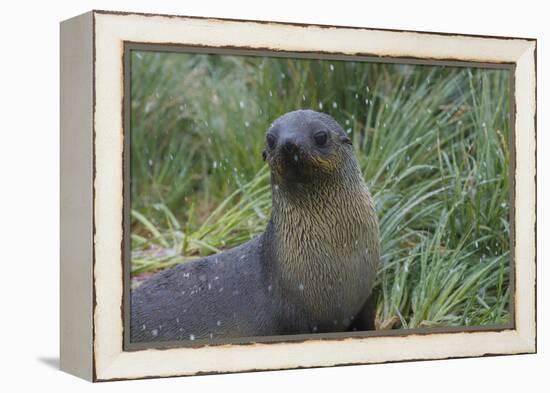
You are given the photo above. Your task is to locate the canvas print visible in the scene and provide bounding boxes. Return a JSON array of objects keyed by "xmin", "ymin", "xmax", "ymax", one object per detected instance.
[{"xmin": 127, "ymin": 49, "xmax": 512, "ymax": 345}]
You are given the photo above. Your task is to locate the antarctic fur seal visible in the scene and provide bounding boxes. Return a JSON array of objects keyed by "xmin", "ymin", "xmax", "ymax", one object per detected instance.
[{"xmin": 130, "ymin": 109, "xmax": 380, "ymax": 342}]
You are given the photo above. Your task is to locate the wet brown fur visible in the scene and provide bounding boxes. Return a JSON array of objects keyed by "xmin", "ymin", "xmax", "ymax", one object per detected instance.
[{"xmin": 265, "ymin": 110, "xmax": 379, "ymax": 331}]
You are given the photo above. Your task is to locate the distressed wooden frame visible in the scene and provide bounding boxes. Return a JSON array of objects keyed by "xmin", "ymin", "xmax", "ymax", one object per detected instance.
[{"xmin": 60, "ymin": 10, "xmax": 537, "ymax": 382}]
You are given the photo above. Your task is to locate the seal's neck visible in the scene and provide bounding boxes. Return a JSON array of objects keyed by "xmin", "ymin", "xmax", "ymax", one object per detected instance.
[{"xmin": 265, "ymin": 157, "xmax": 379, "ymax": 326}]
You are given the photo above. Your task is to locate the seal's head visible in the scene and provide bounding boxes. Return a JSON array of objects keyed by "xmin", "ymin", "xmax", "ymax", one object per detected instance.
[{"xmin": 263, "ymin": 110, "xmax": 354, "ymax": 184}]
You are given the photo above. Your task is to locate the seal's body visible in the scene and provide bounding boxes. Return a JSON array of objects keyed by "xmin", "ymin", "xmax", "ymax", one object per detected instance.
[{"xmin": 131, "ymin": 110, "xmax": 380, "ymax": 342}]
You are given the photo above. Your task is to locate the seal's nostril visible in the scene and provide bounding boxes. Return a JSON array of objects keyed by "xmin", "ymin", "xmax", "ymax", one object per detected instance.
[{"xmin": 283, "ymin": 140, "xmax": 298, "ymax": 153}]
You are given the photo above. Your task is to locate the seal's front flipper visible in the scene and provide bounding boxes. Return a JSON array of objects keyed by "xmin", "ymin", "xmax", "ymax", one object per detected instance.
[{"xmin": 349, "ymin": 289, "xmax": 378, "ymax": 331}]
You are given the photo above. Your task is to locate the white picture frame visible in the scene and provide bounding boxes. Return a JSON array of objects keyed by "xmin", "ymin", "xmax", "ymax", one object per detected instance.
[{"xmin": 60, "ymin": 10, "xmax": 536, "ymax": 381}]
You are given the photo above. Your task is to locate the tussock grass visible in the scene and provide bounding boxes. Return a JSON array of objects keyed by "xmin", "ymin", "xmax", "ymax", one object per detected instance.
[{"xmin": 130, "ymin": 50, "xmax": 511, "ymax": 329}]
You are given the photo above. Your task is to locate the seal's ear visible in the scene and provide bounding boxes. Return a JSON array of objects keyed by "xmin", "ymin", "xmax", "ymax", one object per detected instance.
[
  {"xmin": 340, "ymin": 135, "xmax": 353, "ymax": 145},
  {"xmin": 262, "ymin": 149, "xmax": 267, "ymax": 161}
]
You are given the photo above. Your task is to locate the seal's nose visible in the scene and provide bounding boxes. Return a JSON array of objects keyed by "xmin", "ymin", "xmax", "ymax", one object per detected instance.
[{"xmin": 282, "ymin": 139, "xmax": 299, "ymax": 154}]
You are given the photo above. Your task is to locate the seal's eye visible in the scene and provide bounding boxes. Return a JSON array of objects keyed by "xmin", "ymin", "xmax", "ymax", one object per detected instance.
[
  {"xmin": 266, "ymin": 134, "xmax": 276, "ymax": 149},
  {"xmin": 313, "ymin": 131, "xmax": 328, "ymax": 146}
]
